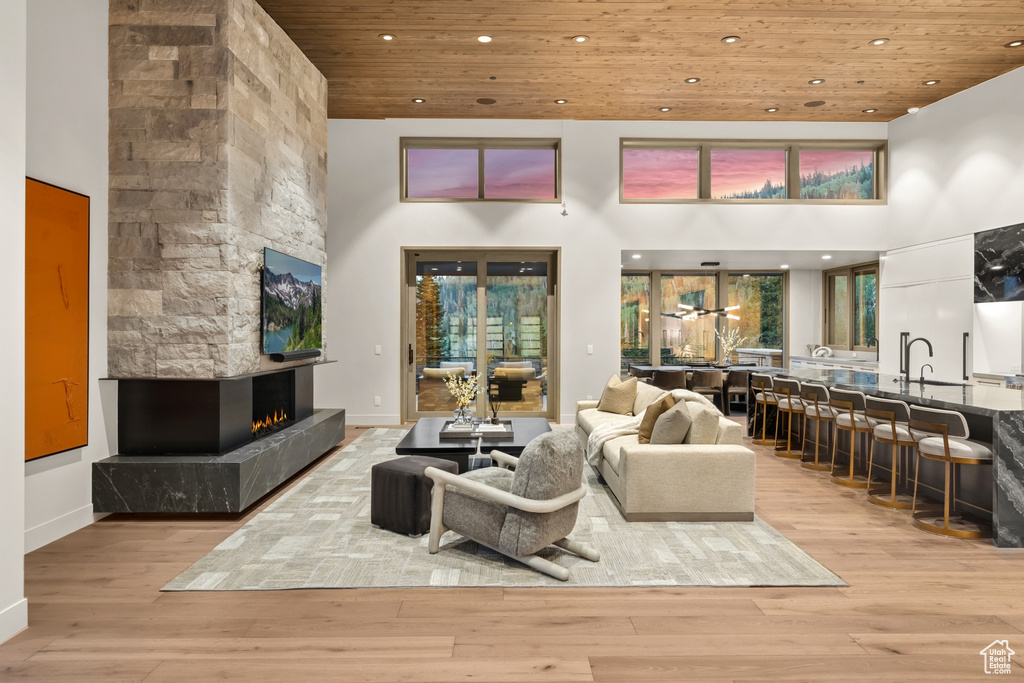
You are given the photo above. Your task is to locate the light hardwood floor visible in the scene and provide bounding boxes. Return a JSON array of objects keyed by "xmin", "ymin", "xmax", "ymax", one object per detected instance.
[{"xmin": 3, "ymin": 419, "xmax": 1023, "ymax": 681}]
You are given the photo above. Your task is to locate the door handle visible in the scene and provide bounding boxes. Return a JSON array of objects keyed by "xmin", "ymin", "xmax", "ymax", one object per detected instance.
[
  {"xmin": 408, "ymin": 344, "xmax": 414, "ymax": 366},
  {"xmin": 963, "ymin": 332, "xmax": 969, "ymax": 381}
]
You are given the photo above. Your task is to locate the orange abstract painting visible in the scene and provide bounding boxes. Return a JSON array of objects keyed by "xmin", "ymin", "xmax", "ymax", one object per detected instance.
[{"xmin": 25, "ymin": 178, "xmax": 90, "ymax": 460}]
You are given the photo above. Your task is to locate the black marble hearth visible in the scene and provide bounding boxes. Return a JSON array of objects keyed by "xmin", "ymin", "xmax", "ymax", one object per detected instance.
[{"xmin": 93, "ymin": 408, "xmax": 346, "ymax": 513}]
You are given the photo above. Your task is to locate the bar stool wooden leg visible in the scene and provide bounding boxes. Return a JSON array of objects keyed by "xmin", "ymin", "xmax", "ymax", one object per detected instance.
[
  {"xmin": 802, "ymin": 417, "xmax": 832, "ymax": 471},
  {"xmin": 831, "ymin": 427, "xmax": 868, "ymax": 488}
]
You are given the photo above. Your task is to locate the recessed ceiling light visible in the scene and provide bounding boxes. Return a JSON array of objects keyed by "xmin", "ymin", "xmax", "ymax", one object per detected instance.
[
  {"xmin": 821, "ymin": 254, "xmax": 832, "ymax": 260},
  {"xmin": 658, "ymin": 107, "xmax": 672, "ymax": 112},
  {"xmin": 923, "ymin": 79, "xmax": 940, "ymax": 86},
  {"xmin": 721, "ymin": 36, "xmax": 741, "ymax": 44},
  {"xmin": 554, "ymin": 99, "xmax": 567, "ymax": 104},
  {"xmin": 742, "ymin": 273, "xmax": 751, "ymax": 278},
  {"xmin": 571, "ymin": 35, "xmax": 589, "ymax": 43},
  {"xmin": 684, "ymin": 77, "xmax": 701, "ymax": 84},
  {"xmin": 411, "ymin": 98, "xmax": 425, "ymax": 103},
  {"xmin": 869, "ymin": 38, "xmax": 890, "ymax": 46},
  {"xmin": 765, "ymin": 107, "xmax": 779, "ymax": 113},
  {"xmin": 477, "ymin": 35, "xmax": 492, "ymax": 43},
  {"xmin": 862, "ymin": 108, "xmax": 877, "ymax": 113},
  {"xmin": 632, "ymin": 254, "xmax": 642, "ymax": 259},
  {"xmin": 378, "ymin": 33, "xmax": 396, "ymax": 41},
  {"xmin": 907, "ymin": 106, "xmax": 921, "ymax": 114},
  {"xmin": 780, "ymin": 264, "xmax": 790, "ymax": 269},
  {"xmin": 809, "ymin": 78, "xmax": 825, "ymax": 85},
  {"xmin": 1004, "ymin": 40, "xmax": 1024, "ymax": 48}
]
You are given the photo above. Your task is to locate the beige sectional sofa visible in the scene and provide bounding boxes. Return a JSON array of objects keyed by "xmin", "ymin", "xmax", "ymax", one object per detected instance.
[{"xmin": 575, "ymin": 380, "xmax": 756, "ymax": 522}]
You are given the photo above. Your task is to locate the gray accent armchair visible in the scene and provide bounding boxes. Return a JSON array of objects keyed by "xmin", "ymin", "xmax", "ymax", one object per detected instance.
[{"xmin": 424, "ymin": 430, "xmax": 600, "ymax": 581}]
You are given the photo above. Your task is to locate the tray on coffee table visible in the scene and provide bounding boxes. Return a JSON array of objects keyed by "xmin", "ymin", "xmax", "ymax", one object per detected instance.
[{"xmin": 438, "ymin": 419, "xmax": 514, "ymax": 440}]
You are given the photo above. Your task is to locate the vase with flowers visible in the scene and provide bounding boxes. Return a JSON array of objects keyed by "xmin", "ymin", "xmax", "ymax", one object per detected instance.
[
  {"xmin": 716, "ymin": 327, "xmax": 747, "ymax": 366},
  {"xmin": 443, "ymin": 372, "xmax": 480, "ymax": 424}
]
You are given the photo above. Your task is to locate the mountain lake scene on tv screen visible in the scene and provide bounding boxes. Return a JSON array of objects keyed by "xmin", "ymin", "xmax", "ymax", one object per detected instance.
[{"xmin": 263, "ymin": 249, "xmax": 323, "ymax": 354}]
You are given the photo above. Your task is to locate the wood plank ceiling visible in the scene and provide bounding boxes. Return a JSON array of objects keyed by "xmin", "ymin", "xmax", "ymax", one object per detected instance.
[{"xmin": 256, "ymin": 1, "xmax": 1024, "ymax": 122}]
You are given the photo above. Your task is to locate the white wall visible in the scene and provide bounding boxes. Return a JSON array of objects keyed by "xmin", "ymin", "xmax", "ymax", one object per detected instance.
[
  {"xmin": 24, "ymin": 0, "xmax": 110, "ymax": 551},
  {"xmin": 0, "ymin": 0, "xmax": 28, "ymax": 645},
  {"xmin": 888, "ymin": 66, "xmax": 1024, "ymax": 249},
  {"xmin": 788, "ymin": 269, "xmax": 822, "ymax": 356},
  {"xmin": 319, "ymin": 118, "xmax": 887, "ymax": 424},
  {"xmin": 883, "ymin": 65, "xmax": 1024, "ymax": 378}
]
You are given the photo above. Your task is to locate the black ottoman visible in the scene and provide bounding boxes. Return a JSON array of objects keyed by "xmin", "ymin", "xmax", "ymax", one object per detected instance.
[{"xmin": 371, "ymin": 456, "xmax": 459, "ymax": 536}]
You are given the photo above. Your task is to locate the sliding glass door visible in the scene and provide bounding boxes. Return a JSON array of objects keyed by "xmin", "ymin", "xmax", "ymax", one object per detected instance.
[{"xmin": 404, "ymin": 249, "xmax": 558, "ymax": 421}]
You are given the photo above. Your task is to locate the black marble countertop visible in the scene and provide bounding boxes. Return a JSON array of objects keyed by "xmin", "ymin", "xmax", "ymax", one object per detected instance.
[{"xmin": 765, "ymin": 368, "xmax": 1024, "ymax": 416}]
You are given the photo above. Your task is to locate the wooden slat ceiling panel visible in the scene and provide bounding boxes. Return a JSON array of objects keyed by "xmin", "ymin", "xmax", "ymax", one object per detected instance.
[{"xmin": 256, "ymin": 0, "xmax": 1024, "ymax": 121}]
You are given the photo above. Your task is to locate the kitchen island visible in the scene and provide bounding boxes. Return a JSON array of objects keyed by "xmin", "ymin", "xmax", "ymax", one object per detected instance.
[{"xmin": 756, "ymin": 368, "xmax": 1024, "ymax": 548}]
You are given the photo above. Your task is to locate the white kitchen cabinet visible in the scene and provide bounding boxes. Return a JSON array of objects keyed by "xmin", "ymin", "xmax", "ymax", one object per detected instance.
[
  {"xmin": 973, "ymin": 301, "xmax": 1024, "ymax": 376},
  {"xmin": 880, "ymin": 278, "xmax": 972, "ymax": 382}
]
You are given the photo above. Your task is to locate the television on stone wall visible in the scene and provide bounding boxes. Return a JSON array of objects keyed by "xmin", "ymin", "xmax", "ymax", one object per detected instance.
[{"xmin": 262, "ymin": 248, "xmax": 323, "ymax": 358}]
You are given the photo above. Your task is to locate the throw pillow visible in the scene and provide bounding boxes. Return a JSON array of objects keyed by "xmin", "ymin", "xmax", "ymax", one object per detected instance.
[
  {"xmin": 596, "ymin": 375, "xmax": 637, "ymax": 415},
  {"xmin": 650, "ymin": 400, "xmax": 693, "ymax": 444},
  {"xmin": 638, "ymin": 394, "xmax": 675, "ymax": 443},
  {"xmin": 633, "ymin": 379, "xmax": 667, "ymax": 415},
  {"xmin": 682, "ymin": 401, "xmax": 721, "ymax": 444}
]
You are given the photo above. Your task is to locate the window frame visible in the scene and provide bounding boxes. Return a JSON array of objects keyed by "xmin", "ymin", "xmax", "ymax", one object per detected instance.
[
  {"xmin": 621, "ymin": 268, "xmax": 789, "ymax": 369},
  {"xmin": 619, "ymin": 138, "xmax": 887, "ymax": 204},
  {"xmin": 822, "ymin": 261, "xmax": 879, "ymax": 351},
  {"xmin": 400, "ymin": 137, "xmax": 562, "ymax": 203}
]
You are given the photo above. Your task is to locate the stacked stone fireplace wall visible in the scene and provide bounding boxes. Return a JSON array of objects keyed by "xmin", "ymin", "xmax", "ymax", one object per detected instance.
[{"xmin": 108, "ymin": 0, "xmax": 328, "ymax": 379}]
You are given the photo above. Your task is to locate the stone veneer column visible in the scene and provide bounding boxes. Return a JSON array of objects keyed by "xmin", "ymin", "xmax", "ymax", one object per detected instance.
[{"xmin": 108, "ymin": 0, "xmax": 327, "ymax": 378}]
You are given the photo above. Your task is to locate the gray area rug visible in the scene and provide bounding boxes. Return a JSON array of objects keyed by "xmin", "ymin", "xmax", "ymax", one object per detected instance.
[{"xmin": 164, "ymin": 428, "xmax": 845, "ymax": 590}]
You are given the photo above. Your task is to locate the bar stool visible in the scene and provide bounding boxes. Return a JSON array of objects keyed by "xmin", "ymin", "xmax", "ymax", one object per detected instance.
[
  {"xmin": 772, "ymin": 378, "xmax": 804, "ymax": 458},
  {"xmin": 864, "ymin": 396, "xmax": 916, "ymax": 510},
  {"xmin": 829, "ymin": 388, "xmax": 870, "ymax": 488},
  {"xmin": 750, "ymin": 373, "xmax": 777, "ymax": 446},
  {"xmin": 908, "ymin": 405, "xmax": 993, "ymax": 539},
  {"xmin": 799, "ymin": 384, "xmax": 835, "ymax": 471}
]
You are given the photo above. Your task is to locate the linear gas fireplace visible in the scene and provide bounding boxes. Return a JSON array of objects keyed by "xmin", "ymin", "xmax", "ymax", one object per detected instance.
[
  {"xmin": 94, "ymin": 366, "xmax": 345, "ymax": 514},
  {"xmin": 117, "ymin": 366, "xmax": 314, "ymax": 455}
]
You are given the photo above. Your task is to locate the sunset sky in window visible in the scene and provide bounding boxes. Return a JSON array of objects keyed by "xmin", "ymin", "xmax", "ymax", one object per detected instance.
[
  {"xmin": 799, "ymin": 149, "xmax": 874, "ymax": 177},
  {"xmin": 407, "ymin": 148, "xmax": 555, "ymax": 199},
  {"xmin": 622, "ymin": 149, "xmax": 698, "ymax": 198},
  {"xmin": 710, "ymin": 149, "xmax": 787, "ymax": 198},
  {"xmin": 484, "ymin": 149, "xmax": 555, "ymax": 198}
]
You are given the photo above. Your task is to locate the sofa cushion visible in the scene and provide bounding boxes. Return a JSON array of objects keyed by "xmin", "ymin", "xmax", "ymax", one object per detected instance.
[
  {"xmin": 499, "ymin": 361, "xmax": 534, "ymax": 369},
  {"xmin": 494, "ymin": 367, "xmax": 535, "ymax": 380},
  {"xmin": 669, "ymin": 388, "xmax": 715, "ymax": 408},
  {"xmin": 650, "ymin": 399, "xmax": 692, "ymax": 444},
  {"xmin": 633, "ymin": 380, "xmax": 667, "ymax": 415},
  {"xmin": 683, "ymin": 402, "xmax": 721, "ymax": 444},
  {"xmin": 597, "ymin": 375, "xmax": 637, "ymax": 415},
  {"xmin": 601, "ymin": 434, "xmax": 637, "ymax": 475},
  {"xmin": 440, "ymin": 361, "xmax": 474, "ymax": 375},
  {"xmin": 576, "ymin": 408, "xmax": 631, "ymax": 435},
  {"xmin": 638, "ymin": 394, "xmax": 675, "ymax": 444},
  {"xmin": 423, "ymin": 366, "xmax": 464, "ymax": 379}
]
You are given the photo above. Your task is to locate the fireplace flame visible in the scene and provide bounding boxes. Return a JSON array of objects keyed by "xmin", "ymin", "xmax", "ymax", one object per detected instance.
[{"xmin": 252, "ymin": 408, "xmax": 288, "ymax": 435}]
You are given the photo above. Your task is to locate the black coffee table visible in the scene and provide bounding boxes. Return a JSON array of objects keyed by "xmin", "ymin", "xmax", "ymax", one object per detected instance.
[{"xmin": 395, "ymin": 417, "xmax": 552, "ymax": 472}]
